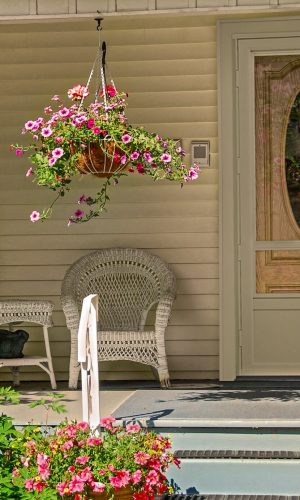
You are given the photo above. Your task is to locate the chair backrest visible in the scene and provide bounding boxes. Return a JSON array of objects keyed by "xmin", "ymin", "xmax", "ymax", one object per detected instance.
[{"xmin": 61, "ymin": 248, "xmax": 176, "ymax": 331}]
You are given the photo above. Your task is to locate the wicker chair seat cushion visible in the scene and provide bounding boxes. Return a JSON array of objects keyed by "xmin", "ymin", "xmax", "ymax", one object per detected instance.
[{"xmin": 97, "ymin": 330, "xmax": 158, "ymax": 368}]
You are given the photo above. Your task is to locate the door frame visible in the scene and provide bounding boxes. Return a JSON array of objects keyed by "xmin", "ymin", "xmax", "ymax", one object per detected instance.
[{"xmin": 217, "ymin": 16, "xmax": 300, "ymax": 381}]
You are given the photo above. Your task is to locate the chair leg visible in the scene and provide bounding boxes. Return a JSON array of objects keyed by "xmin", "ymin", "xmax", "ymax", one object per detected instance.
[
  {"xmin": 157, "ymin": 365, "xmax": 171, "ymax": 388},
  {"xmin": 69, "ymin": 360, "xmax": 80, "ymax": 389},
  {"xmin": 11, "ymin": 367, "xmax": 20, "ymax": 387},
  {"xmin": 69, "ymin": 331, "xmax": 80, "ymax": 389}
]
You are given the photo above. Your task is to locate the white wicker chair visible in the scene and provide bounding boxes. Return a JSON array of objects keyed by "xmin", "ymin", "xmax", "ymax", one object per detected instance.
[{"xmin": 61, "ymin": 248, "xmax": 176, "ymax": 389}]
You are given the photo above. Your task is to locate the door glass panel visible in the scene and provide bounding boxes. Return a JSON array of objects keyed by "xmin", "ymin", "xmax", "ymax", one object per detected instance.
[
  {"xmin": 285, "ymin": 91, "xmax": 300, "ymax": 228},
  {"xmin": 255, "ymin": 55, "xmax": 300, "ymax": 241},
  {"xmin": 255, "ymin": 55, "xmax": 300, "ymax": 294}
]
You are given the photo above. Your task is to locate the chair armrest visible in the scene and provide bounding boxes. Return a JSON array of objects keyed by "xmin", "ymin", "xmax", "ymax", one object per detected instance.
[
  {"xmin": 155, "ymin": 294, "xmax": 175, "ymax": 333},
  {"xmin": 61, "ymin": 295, "xmax": 80, "ymax": 331}
]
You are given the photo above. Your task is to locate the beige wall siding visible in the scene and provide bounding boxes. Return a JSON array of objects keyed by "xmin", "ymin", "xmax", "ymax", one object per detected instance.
[
  {"xmin": 1, "ymin": 0, "xmax": 300, "ymax": 16},
  {"xmin": 0, "ymin": 15, "xmax": 219, "ymax": 382}
]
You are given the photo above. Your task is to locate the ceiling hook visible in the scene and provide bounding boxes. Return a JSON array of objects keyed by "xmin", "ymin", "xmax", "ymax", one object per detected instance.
[{"xmin": 94, "ymin": 13, "xmax": 103, "ymax": 31}]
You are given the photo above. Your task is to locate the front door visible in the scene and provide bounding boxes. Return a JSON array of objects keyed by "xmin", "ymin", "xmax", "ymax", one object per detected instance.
[{"xmin": 239, "ymin": 43, "xmax": 300, "ymax": 375}]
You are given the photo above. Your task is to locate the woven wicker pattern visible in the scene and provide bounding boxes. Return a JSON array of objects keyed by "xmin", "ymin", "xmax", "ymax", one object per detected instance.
[
  {"xmin": 0, "ymin": 300, "xmax": 54, "ymax": 327},
  {"xmin": 0, "ymin": 300, "xmax": 56, "ymax": 389},
  {"xmin": 61, "ymin": 248, "xmax": 176, "ymax": 388}
]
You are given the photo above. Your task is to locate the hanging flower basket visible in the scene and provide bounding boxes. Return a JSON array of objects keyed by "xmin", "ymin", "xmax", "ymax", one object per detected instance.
[
  {"xmin": 74, "ymin": 141, "xmax": 127, "ymax": 178},
  {"xmin": 11, "ymin": 39, "xmax": 200, "ymax": 225}
]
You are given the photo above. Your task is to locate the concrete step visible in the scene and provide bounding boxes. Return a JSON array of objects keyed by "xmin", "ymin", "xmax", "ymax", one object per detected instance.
[
  {"xmin": 166, "ymin": 458, "xmax": 300, "ymax": 495},
  {"xmin": 162, "ymin": 496, "xmax": 300, "ymax": 500},
  {"xmin": 161, "ymin": 429, "xmax": 300, "ymax": 495}
]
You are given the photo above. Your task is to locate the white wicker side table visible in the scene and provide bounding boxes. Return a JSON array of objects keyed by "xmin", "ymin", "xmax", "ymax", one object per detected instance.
[{"xmin": 0, "ymin": 300, "xmax": 56, "ymax": 389}]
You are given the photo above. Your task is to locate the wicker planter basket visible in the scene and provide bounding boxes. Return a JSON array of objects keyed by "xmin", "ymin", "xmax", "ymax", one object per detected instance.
[
  {"xmin": 75, "ymin": 142, "xmax": 126, "ymax": 178},
  {"xmin": 89, "ymin": 487, "xmax": 132, "ymax": 499}
]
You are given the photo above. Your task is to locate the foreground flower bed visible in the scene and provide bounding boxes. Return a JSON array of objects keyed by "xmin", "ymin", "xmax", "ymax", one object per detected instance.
[{"xmin": 13, "ymin": 416, "xmax": 180, "ymax": 499}]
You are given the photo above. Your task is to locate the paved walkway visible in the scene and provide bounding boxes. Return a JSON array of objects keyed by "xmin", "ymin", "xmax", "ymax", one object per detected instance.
[{"xmin": 2, "ymin": 387, "xmax": 134, "ymax": 425}]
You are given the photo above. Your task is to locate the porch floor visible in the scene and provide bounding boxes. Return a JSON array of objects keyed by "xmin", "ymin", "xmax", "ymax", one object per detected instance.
[{"xmin": 3, "ymin": 379, "xmax": 300, "ymax": 427}]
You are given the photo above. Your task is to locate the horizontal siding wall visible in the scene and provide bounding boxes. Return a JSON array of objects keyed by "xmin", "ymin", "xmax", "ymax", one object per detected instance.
[
  {"xmin": 0, "ymin": 15, "xmax": 219, "ymax": 383},
  {"xmin": 1, "ymin": 0, "xmax": 300, "ymax": 16}
]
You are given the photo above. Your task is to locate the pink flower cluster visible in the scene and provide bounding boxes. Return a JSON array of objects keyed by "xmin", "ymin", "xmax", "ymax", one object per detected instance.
[
  {"xmin": 15, "ymin": 417, "xmax": 180, "ymax": 499},
  {"xmin": 12, "ymin": 81, "xmax": 200, "ymax": 225}
]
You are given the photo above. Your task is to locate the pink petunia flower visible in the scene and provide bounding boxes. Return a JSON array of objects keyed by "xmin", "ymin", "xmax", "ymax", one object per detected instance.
[
  {"xmin": 131, "ymin": 470, "xmax": 142, "ymax": 484},
  {"xmin": 143, "ymin": 152, "xmax": 153, "ymax": 163},
  {"xmin": 38, "ymin": 463, "xmax": 50, "ymax": 480},
  {"xmin": 44, "ymin": 106, "xmax": 52, "ymax": 114},
  {"xmin": 145, "ymin": 469, "xmax": 159, "ymax": 486},
  {"xmin": 100, "ymin": 84, "xmax": 117, "ymax": 98},
  {"xmin": 30, "ymin": 211, "xmax": 40, "ymax": 222},
  {"xmin": 79, "ymin": 467, "xmax": 93, "ymax": 482},
  {"xmin": 126, "ymin": 423, "xmax": 141, "ymax": 433},
  {"xmin": 100, "ymin": 415, "xmax": 116, "ymax": 430},
  {"xmin": 55, "ymin": 136, "xmax": 63, "ymax": 144},
  {"xmin": 73, "ymin": 209, "xmax": 84, "ymax": 219},
  {"xmin": 41, "ymin": 127, "xmax": 52, "ymax": 138},
  {"xmin": 93, "ymin": 127, "xmax": 101, "ymax": 135},
  {"xmin": 87, "ymin": 118, "xmax": 95, "ymax": 129},
  {"xmin": 130, "ymin": 151, "xmax": 140, "ymax": 161},
  {"xmin": 161, "ymin": 153, "xmax": 172, "ymax": 163},
  {"xmin": 59, "ymin": 107, "xmax": 69, "ymax": 117},
  {"xmin": 77, "ymin": 194, "xmax": 88, "ymax": 204},
  {"xmin": 184, "ymin": 166, "xmax": 200, "ymax": 181},
  {"xmin": 52, "ymin": 147, "xmax": 64, "ymax": 158},
  {"xmin": 176, "ymin": 146, "xmax": 186, "ymax": 155},
  {"xmin": 77, "ymin": 421, "xmax": 90, "ymax": 432},
  {"xmin": 31, "ymin": 122, "xmax": 40, "ymax": 132},
  {"xmin": 91, "ymin": 481, "xmax": 105, "ymax": 493},
  {"xmin": 113, "ymin": 153, "xmax": 121, "ymax": 164},
  {"xmin": 86, "ymin": 436, "xmax": 103, "ymax": 446},
  {"xmin": 148, "ymin": 458, "xmax": 161, "ymax": 470},
  {"xmin": 15, "ymin": 148, "xmax": 23, "ymax": 156},
  {"xmin": 134, "ymin": 451, "xmax": 151, "ymax": 465},
  {"xmin": 36, "ymin": 453, "xmax": 49, "ymax": 466},
  {"xmin": 62, "ymin": 440, "xmax": 74, "ymax": 451},
  {"xmin": 120, "ymin": 155, "xmax": 127, "ymax": 165},
  {"xmin": 24, "ymin": 478, "xmax": 35, "ymax": 491},
  {"xmin": 56, "ymin": 481, "xmax": 68, "ymax": 496},
  {"xmin": 68, "ymin": 475, "xmax": 85, "ymax": 493},
  {"xmin": 24, "ymin": 120, "xmax": 35, "ymax": 130},
  {"xmin": 122, "ymin": 133, "xmax": 132, "ymax": 144},
  {"xmin": 109, "ymin": 469, "xmax": 131, "ymax": 489},
  {"xmin": 136, "ymin": 163, "xmax": 145, "ymax": 174},
  {"xmin": 49, "ymin": 157, "xmax": 57, "ymax": 166}
]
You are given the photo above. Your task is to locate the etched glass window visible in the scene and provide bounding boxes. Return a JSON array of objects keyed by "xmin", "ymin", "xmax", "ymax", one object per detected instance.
[{"xmin": 285, "ymin": 91, "xmax": 300, "ymax": 227}]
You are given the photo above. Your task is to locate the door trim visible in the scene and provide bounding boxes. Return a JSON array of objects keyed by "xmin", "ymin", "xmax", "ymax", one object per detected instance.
[{"xmin": 217, "ymin": 16, "xmax": 300, "ymax": 381}]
